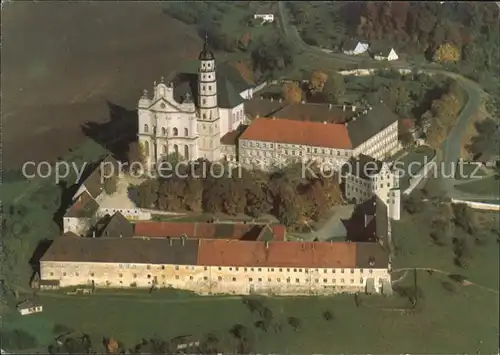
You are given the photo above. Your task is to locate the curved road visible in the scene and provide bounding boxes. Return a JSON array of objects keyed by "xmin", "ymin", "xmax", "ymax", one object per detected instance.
[{"xmin": 278, "ymin": 2, "xmax": 495, "ymax": 201}]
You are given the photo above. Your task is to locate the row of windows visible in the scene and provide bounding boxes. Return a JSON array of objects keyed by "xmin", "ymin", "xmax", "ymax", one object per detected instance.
[
  {"xmin": 143, "ymin": 125, "xmax": 189, "ymax": 137},
  {"xmin": 241, "ymin": 141, "xmax": 351, "ymax": 157},
  {"xmin": 53, "ymin": 267, "xmax": 374, "ymax": 276},
  {"xmin": 53, "ymin": 272, "xmax": 369, "ymax": 285}
]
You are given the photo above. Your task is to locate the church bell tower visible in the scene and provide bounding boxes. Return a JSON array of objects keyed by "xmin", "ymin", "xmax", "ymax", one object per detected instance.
[{"xmin": 197, "ymin": 35, "xmax": 221, "ymax": 161}]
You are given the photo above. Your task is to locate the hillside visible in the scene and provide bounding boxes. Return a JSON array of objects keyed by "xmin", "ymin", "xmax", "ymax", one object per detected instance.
[
  {"xmin": 2, "ymin": 2, "xmax": 202, "ymax": 168},
  {"xmin": 288, "ymin": 2, "xmax": 499, "ymax": 93}
]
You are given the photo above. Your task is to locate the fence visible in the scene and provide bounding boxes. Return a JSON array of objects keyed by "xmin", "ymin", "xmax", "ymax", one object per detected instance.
[
  {"xmin": 97, "ymin": 207, "xmax": 152, "ymax": 220},
  {"xmin": 450, "ymin": 198, "xmax": 500, "ymax": 211}
]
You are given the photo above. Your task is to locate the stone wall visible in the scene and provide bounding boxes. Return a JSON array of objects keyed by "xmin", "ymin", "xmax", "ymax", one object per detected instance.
[{"xmin": 40, "ymin": 261, "xmax": 390, "ymax": 295}]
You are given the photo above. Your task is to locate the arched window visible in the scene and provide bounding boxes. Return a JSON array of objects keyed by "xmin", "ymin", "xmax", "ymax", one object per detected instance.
[
  {"xmin": 161, "ymin": 127, "xmax": 166, "ymax": 136},
  {"xmin": 173, "ymin": 127, "xmax": 178, "ymax": 136},
  {"xmin": 163, "ymin": 145, "xmax": 167, "ymax": 154},
  {"xmin": 184, "ymin": 128, "xmax": 188, "ymax": 137},
  {"xmin": 144, "ymin": 124, "xmax": 149, "ymax": 133},
  {"xmin": 144, "ymin": 141, "xmax": 150, "ymax": 156},
  {"xmin": 184, "ymin": 145, "xmax": 189, "ymax": 160},
  {"xmin": 174, "ymin": 144, "xmax": 179, "ymax": 155}
]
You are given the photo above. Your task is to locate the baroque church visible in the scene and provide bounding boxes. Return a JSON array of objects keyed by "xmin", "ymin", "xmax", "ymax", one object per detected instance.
[{"xmin": 137, "ymin": 36, "xmax": 253, "ymax": 165}]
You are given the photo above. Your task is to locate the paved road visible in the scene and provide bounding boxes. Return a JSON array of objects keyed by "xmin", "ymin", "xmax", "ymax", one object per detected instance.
[{"xmin": 278, "ymin": 2, "xmax": 496, "ymax": 202}]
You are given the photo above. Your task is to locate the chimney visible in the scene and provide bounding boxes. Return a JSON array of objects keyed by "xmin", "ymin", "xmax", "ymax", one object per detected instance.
[
  {"xmin": 342, "ymin": 105, "xmax": 346, "ymax": 111},
  {"xmin": 265, "ymin": 240, "xmax": 269, "ymax": 249}
]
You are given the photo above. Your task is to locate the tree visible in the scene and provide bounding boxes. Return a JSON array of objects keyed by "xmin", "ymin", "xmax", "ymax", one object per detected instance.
[
  {"xmin": 251, "ymin": 35, "xmax": 296, "ymax": 79},
  {"xmin": 433, "ymin": 43, "xmax": 460, "ymax": 63},
  {"xmin": 323, "ymin": 310, "xmax": 334, "ymax": 321},
  {"xmin": 238, "ymin": 32, "xmax": 252, "ymax": 51},
  {"xmin": 288, "ymin": 317, "xmax": 301, "ymax": 331},
  {"xmin": 199, "ymin": 333, "xmax": 220, "ymax": 355},
  {"xmin": 104, "ymin": 337, "xmax": 119, "ymax": 354},
  {"xmin": 282, "ymin": 82, "xmax": 302, "ymax": 104},
  {"xmin": 135, "ymin": 179, "xmax": 159, "ymax": 208},
  {"xmin": 309, "ymin": 70, "xmax": 328, "ymax": 93},
  {"xmin": 323, "ymin": 73, "xmax": 345, "ymax": 104},
  {"xmin": 104, "ymin": 175, "xmax": 118, "ymax": 195},
  {"xmin": 127, "ymin": 141, "xmax": 145, "ymax": 167}
]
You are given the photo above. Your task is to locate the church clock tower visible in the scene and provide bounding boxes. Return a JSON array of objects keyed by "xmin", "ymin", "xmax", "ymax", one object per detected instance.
[{"xmin": 197, "ymin": 35, "xmax": 221, "ymax": 161}]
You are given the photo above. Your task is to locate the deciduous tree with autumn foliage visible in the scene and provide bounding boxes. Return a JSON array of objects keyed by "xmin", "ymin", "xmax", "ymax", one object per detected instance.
[
  {"xmin": 433, "ymin": 43, "xmax": 461, "ymax": 63},
  {"xmin": 282, "ymin": 82, "xmax": 303, "ymax": 104},
  {"xmin": 309, "ymin": 70, "xmax": 328, "ymax": 93}
]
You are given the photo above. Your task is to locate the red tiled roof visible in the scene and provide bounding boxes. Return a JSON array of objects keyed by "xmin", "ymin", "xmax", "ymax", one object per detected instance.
[
  {"xmin": 239, "ymin": 117, "xmax": 352, "ymax": 149},
  {"xmin": 271, "ymin": 224, "xmax": 286, "ymax": 241},
  {"xmin": 220, "ymin": 130, "xmax": 240, "ymax": 145},
  {"xmin": 197, "ymin": 240, "xmax": 357, "ymax": 268},
  {"xmin": 134, "ymin": 222, "xmax": 285, "ymax": 241},
  {"xmin": 134, "ymin": 222, "xmax": 196, "ymax": 238}
]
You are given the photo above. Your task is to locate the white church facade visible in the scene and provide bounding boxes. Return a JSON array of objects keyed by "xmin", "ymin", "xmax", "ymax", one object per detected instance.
[{"xmin": 137, "ymin": 36, "xmax": 250, "ymax": 165}]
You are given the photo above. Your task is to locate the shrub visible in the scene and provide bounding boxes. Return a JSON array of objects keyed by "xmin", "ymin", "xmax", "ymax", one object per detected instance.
[{"xmin": 53, "ymin": 323, "xmax": 74, "ymax": 334}]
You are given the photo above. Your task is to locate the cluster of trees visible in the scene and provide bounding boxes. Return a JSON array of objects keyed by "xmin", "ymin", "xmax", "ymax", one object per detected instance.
[
  {"xmin": 424, "ymin": 81, "xmax": 464, "ymax": 148},
  {"xmin": 465, "ymin": 117, "xmax": 500, "ymax": 162},
  {"xmin": 280, "ymin": 70, "xmax": 346, "ymax": 105},
  {"xmin": 250, "ymin": 35, "xmax": 297, "ymax": 80},
  {"xmin": 131, "ymin": 161, "xmax": 342, "ymax": 230},
  {"xmin": 165, "ymin": 2, "xmax": 295, "ymax": 80}
]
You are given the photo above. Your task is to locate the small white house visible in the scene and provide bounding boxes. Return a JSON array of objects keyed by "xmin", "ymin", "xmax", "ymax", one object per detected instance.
[
  {"xmin": 17, "ymin": 301, "xmax": 43, "ymax": 316},
  {"xmin": 342, "ymin": 40, "xmax": 370, "ymax": 55},
  {"xmin": 253, "ymin": 14, "xmax": 274, "ymax": 24},
  {"xmin": 374, "ymin": 48, "xmax": 399, "ymax": 61}
]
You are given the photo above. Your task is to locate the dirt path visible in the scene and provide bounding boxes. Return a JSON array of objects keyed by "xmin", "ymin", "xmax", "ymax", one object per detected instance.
[{"xmin": 392, "ymin": 268, "xmax": 499, "ymax": 295}]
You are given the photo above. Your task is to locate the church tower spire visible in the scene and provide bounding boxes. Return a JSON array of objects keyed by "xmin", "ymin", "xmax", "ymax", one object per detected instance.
[{"xmin": 197, "ymin": 35, "xmax": 220, "ymax": 160}]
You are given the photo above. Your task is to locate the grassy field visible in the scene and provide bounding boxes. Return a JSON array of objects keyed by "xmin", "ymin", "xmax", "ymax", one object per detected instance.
[
  {"xmin": 1, "ymin": 139, "xmax": 108, "ymax": 301},
  {"xmin": 4, "ymin": 271, "xmax": 497, "ymax": 354},
  {"xmin": 453, "ymin": 161, "xmax": 487, "ymax": 181},
  {"xmin": 454, "ymin": 175, "xmax": 500, "ymax": 197},
  {"xmin": 393, "ymin": 204, "xmax": 499, "ymax": 291},
  {"xmin": 3, "ymin": 2, "xmax": 203, "ymax": 169},
  {"xmin": 396, "ymin": 146, "xmax": 436, "ymax": 191}
]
